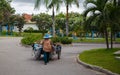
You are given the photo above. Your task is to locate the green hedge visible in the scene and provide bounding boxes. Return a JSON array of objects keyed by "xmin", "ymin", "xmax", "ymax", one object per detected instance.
[
  {"xmin": 21, "ymin": 35, "xmax": 72, "ymax": 45},
  {"xmin": 21, "ymin": 34, "xmax": 42, "ymax": 45},
  {"xmin": 51, "ymin": 37, "xmax": 72, "ymax": 44},
  {"xmin": 24, "ymin": 30, "xmax": 40, "ymax": 33},
  {"xmin": 24, "ymin": 30, "xmax": 47, "ymax": 33},
  {"xmin": 61, "ymin": 37, "xmax": 72, "ymax": 44}
]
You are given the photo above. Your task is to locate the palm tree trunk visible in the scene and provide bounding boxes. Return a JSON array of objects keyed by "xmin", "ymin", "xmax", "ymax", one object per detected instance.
[
  {"xmin": 66, "ymin": 4, "xmax": 69, "ymax": 36},
  {"xmin": 114, "ymin": 0, "xmax": 116, "ymax": 6},
  {"xmin": 105, "ymin": 26, "xmax": 109, "ymax": 49},
  {"xmin": 113, "ymin": 32, "xmax": 116, "ymax": 41},
  {"xmin": 110, "ymin": 30, "xmax": 113, "ymax": 49},
  {"xmin": 118, "ymin": 0, "xmax": 120, "ymax": 6},
  {"xmin": 52, "ymin": 6, "xmax": 55, "ymax": 37}
]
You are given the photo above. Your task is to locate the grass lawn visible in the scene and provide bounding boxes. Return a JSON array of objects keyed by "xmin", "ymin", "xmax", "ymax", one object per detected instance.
[
  {"xmin": 21, "ymin": 33, "xmax": 42, "ymax": 37},
  {"xmin": 1, "ymin": 32, "xmax": 120, "ymax": 43},
  {"xmin": 73, "ymin": 38, "xmax": 120, "ymax": 43},
  {"xmin": 73, "ymin": 38, "xmax": 105, "ymax": 43},
  {"xmin": 0, "ymin": 32, "xmax": 41, "ymax": 37},
  {"xmin": 79, "ymin": 48, "xmax": 120, "ymax": 74}
]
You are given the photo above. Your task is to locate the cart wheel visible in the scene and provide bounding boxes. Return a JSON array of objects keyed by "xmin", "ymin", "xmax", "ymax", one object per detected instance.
[
  {"xmin": 56, "ymin": 45, "xmax": 61, "ymax": 59},
  {"xmin": 49, "ymin": 52, "xmax": 53, "ymax": 60},
  {"xmin": 57, "ymin": 50, "xmax": 61, "ymax": 59},
  {"xmin": 34, "ymin": 50, "xmax": 41, "ymax": 60}
]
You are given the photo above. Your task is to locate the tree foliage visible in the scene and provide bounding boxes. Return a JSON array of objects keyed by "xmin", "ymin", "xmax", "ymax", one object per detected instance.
[
  {"xmin": 0, "ymin": 0, "xmax": 15, "ymax": 35},
  {"xmin": 83, "ymin": 0, "xmax": 120, "ymax": 49},
  {"xmin": 14, "ymin": 14, "xmax": 25, "ymax": 35},
  {"xmin": 32, "ymin": 13, "xmax": 52, "ymax": 35}
]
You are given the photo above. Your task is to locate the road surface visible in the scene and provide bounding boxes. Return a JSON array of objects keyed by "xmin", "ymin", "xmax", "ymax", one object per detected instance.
[{"xmin": 0, "ymin": 37, "xmax": 119, "ymax": 75}]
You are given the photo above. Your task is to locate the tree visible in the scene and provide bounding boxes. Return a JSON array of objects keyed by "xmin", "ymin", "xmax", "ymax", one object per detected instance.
[
  {"xmin": 106, "ymin": 0, "xmax": 120, "ymax": 48},
  {"xmin": 0, "ymin": 0, "xmax": 15, "ymax": 35},
  {"xmin": 56, "ymin": 13, "xmax": 66, "ymax": 32},
  {"xmin": 68, "ymin": 12, "xmax": 84, "ymax": 37},
  {"xmin": 47, "ymin": 0, "xmax": 62, "ymax": 37},
  {"xmin": 63, "ymin": 0, "xmax": 79, "ymax": 36},
  {"xmin": 34, "ymin": 0, "xmax": 62, "ymax": 37},
  {"xmin": 83, "ymin": 0, "xmax": 120, "ymax": 49},
  {"xmin": 15, "ymin": 15, "xmax": 25, "ymax": 36},
  {"xmin": 83, "ymin": 0, "xmax": 110, "ymax": 49},
  {"xmin": 32, "ymin": 13, "xmax": 52, "ymax": 36}
]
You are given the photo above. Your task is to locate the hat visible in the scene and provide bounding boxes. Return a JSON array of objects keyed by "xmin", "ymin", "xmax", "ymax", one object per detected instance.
[{"xmin": 43, "ymin": 33, "xmax": 52, "ymax": 39}]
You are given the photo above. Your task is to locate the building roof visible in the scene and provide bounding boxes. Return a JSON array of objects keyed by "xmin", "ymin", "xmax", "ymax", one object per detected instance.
[{"xmin": 22, "ymin": 13, "xmax": 32, "ymax": 22}]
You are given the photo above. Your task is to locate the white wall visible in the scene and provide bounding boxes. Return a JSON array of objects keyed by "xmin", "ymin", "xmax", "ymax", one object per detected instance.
[
  {"xmin": 23, "ymin": 23, "xmax": 39, "ymax": 31},
  {"xmin": 2, "ymin": 23, "xmax": 39, "ymax": 32}
]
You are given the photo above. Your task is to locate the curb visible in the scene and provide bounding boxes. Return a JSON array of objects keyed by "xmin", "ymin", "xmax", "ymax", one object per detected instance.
[
  {"xmin": 77, "ymin": 55, "xmax": 120, "ymax": 75},
  {"xmin": 20, "ymin": 43, "xmax": 32, "ymax": 48},
  {"xmin": 115, "ymin": 57, "xmax": 120, "ymax": 60}
]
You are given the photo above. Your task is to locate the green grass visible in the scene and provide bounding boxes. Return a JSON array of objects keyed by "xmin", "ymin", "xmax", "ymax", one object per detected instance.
[
  {"xmin": 73, "ymin": 38, "xmax": 120, "ymax": 43},
  {"xmin": 21, "ymin": 33, "xmax": 42, "ymax": 37},
  {"xmin": 116, "ymin": 38, "xmax": 120, "ymax": 43},
  {"xmin": 0, "ymin": 32, "xmax": 41, "ymax": 37},
  {"xmin": 73, "ymin": 38, "xmax": 105, "ymax": 43},
  {"xmin": 79, "ymin": 48, "xmax": 120, "ymax": 74}
]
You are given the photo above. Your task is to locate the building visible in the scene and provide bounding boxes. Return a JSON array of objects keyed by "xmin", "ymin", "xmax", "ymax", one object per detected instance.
[
  {"xmin": 22, "ymin": 13, "xmax": 32, "ymax": 22},
  {"xmin": 1, "ymin": 13, "xmax": 38, "ymax": 32}
]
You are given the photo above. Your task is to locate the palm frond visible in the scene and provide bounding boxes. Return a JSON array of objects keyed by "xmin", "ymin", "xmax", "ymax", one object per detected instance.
[
  {"xmin": 47, "ymin": 0, "xmax": 62, "ymax": 11},
  {"xmin": 84, "ymin": 13, "xmax": 100, "ymax": 31},
  {"xmin": 83, "ymin": 7, "xmax": 98, "ymax": 18},
  {"xmin": 34, "ymin": 0, "xmax": 41, "ymax": 9}
]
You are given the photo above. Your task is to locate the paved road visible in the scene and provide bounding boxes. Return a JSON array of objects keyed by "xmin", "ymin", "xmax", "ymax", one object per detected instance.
[{"xmin": 0, "ymin": 37, "xmax": 119, "ymax": 75}]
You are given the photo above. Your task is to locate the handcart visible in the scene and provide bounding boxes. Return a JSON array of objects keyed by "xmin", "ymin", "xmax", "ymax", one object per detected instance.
[{"xmin": 32, "ymin": 43, "xmax": 62, "ymax": 60}]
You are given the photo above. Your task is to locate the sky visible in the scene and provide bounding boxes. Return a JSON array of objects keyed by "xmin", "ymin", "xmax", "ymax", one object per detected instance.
[{"xmin": 11, "ymin": 0, "xmax": 85, "ymax": 15}]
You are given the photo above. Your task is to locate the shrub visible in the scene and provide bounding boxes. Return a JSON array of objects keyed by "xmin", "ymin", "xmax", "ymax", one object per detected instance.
[
  {"xmin": 51, "ymin": 37, "xmax": 72, "ymax": 44},
  {"xmin": 21, "ymin": 34, "xmax": 42, "ymax": 45},
  {"xmin": 51, "ymin": 37, "xmax": 61, "ymax": 43},
  {"xmin": 24, "ymin": 30, "xmax": 48, "ymax": 33},
  {"xmin": 61, "ymin": 37, "xmax": 72, "ymax": 44},
  {"xmin": 24, "ymin": 30, "xmax": 39, "ymax": 33}
]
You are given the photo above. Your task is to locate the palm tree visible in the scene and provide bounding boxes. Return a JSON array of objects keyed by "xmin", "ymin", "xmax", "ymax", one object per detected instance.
[
  {"xmin": 106, "ymin": 0, "xmax": 120, "ymax": 48},
  {"xmin": 63, "ymin": 0, "xmax": 79, "ymax": 36},
  {"xmin": 47, "ymin": 0, "xmax": 62, "ymax": 37},
  {"xmin": 34, "ymin": 0, "xmax": 62, "ymax": 37},
  {"xmin": 83, "ymin": 0, "xmax": 110, "ymax": 49},
  {"xmin": 34, "ymin": 0, "xmax": 48, "ymax": 9}
]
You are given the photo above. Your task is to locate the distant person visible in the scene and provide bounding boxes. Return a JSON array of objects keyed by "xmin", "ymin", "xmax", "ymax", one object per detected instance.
[{"xmin": 42, "ymin": 33, "xmax": 53, "ymax": 65}]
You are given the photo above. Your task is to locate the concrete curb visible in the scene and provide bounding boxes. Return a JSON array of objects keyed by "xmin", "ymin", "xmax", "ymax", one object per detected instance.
[{"xmin": 77, "ymin": 55, "xmax": 120, "ymax": 75}]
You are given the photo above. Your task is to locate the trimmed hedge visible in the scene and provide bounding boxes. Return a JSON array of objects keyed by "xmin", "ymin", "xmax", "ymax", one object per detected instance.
[
  {"xmin": 51, "ymin": 37, "xmax": 72, "ymax": 44},
  {"xmin": 24, "ymin": 30, "xmax": 40, "ymax": 33},
  {"xmin": 21, "ymin": 34, "xmax": 42, "ymax": 45},
  {"xmin": 61, "ymin": 37, "xmax": 72, "ymax": 44},
  {"xmin": 21, "ymin": 35, "xmax": 72, "ymax": 45},
  {"xmin": 24, "ymin": 30, "xmax": 47, "ymax": 33}
]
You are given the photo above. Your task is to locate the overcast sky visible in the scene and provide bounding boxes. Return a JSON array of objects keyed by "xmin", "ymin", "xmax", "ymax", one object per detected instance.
[{"xmin": 11, "ymin": 0, "xmax": 85, "ymax": 15}]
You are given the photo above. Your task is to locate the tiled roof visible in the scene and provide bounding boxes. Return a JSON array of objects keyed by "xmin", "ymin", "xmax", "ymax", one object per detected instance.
[{"xmin": 23, "ymin": 13, "xmax": 32, "ymax": 22}]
